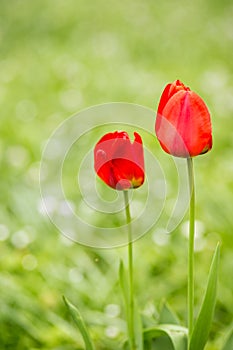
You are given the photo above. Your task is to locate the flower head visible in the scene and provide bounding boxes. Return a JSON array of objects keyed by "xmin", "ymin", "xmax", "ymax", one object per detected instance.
[
  {"xmin": 94, "ymin": 131, "xmax": 145, "ymax": 190},
  {"xmin": 155, "ymin": 80, "xmax": 212, "ymax": 157}
]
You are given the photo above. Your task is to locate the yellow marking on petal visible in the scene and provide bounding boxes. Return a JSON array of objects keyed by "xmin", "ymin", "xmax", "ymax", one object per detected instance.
[{"xmin": 130, "ymin": 177, "xmax": 143, "ymax": 188}]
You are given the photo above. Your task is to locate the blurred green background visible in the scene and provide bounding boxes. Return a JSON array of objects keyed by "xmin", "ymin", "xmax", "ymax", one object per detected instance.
[{"xmin": 0, "ymin": 0, "xmax": 233, "ymax": 349}]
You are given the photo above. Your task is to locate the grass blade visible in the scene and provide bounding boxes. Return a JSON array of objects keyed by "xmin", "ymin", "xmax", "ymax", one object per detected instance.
[
  {"xmin": 159, "ymin": 300, "xmax": 180, "ymax": 325},
  {"xmin": 119, "ymin": 260, "xmax": 129, "ymax": 309},
  {"xmin": 222, "ymin": 326, "xmax": 233, "ymax": 350},
  {"xmin": 189, "ymin": 243, "xmax": 220, "ymax": 350},
  {"xmin": 63, "ymin": 296, "xmax": 95, "ymax": 350}
]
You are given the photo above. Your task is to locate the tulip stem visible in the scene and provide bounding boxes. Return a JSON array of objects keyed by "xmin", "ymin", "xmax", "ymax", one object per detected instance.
[
  {"xmin": 123, "ymin": 190, "xmax": 136, "ymax": 350},
  {"xmin": 187, "ymin": 157, "xmax": 195, "ymax": 347}
]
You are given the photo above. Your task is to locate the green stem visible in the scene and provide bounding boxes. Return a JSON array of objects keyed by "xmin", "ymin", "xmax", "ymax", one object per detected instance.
[
  {"xmin": 123, "ymin": 190, "xmax": 136, "ymax": 350},
  {"xmin": 187, "ymin": 157, "xmax": 195, "ymax": 347}
]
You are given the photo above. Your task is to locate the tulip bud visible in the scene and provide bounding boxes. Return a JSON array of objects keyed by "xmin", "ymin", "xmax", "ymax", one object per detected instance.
[
  {"xmin": 94, "ymin": 131, "xmax": 145, "ymax": 190},
  {"xmin": 155, "ymin": 80, "xmax": 212, "ymax": 157}
]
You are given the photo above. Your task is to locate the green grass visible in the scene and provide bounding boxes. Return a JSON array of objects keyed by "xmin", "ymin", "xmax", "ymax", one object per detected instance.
[{"xmin": 0, "ymin": 0, "xmax": 233, "ymax": 348}]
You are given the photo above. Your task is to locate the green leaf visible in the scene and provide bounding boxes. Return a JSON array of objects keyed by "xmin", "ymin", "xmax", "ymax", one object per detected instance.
[
  {"xmin": 222, "ymin": 326, "xmax": 233, "ymax": 350},
  {"xmin": 153, "ymin": 336, "xmax": 174, "ymax": 349},
  {"xmin": 159, "ymin": 300, "xmax": 180, "ymax": 325},
  {"xmin": 190, "ymin": 243, "xmax": 220, "ymax": 350},
  {"xmin": 143, "ymin": 339, "xmax": 153, "ymax": 350},
  {"xmin": 144, "ymin": 324, "xmax": 188, "ymax": 350},
  {"xmin": 63, "ymin": 296, "xmax": 95, "ymax": 350}
]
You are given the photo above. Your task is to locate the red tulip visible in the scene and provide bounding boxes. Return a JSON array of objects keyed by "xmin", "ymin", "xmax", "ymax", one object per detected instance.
[
  {"xmin": 155, "ymin": 80, "xmax": 212, "ymax": 157},
  {"xmin": 94, "ymin": 131, "xmax": 145, "ymax": 190}
]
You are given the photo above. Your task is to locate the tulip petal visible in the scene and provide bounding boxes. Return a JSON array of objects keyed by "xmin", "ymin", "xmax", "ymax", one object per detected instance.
[
  {"xmin": 94, "ymin": 131, "xmax": 145, "ymax": 190},
  {"xmin": 155, "ymin": 81, "xmax": 212, "ymax": 158},
  {"xmin": 157, "ymin": 83, "xmax": 173, "ymax": 116},
  {"xmin": 157, "ymin": 80, "xmax": 190, "ymax": 116}
]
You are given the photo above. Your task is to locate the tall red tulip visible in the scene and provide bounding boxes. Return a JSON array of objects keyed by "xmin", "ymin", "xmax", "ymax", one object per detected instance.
[
  {"xmin": 94, "ymin": 131, "xmax": 144, "ymax": 190},
  {"xmin": 155, "ymin": 80, "xmax": 212, "ymax": 157}
]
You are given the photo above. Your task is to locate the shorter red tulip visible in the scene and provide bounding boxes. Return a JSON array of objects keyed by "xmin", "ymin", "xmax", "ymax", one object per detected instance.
[
  {"xmin": 155, "ymin": 80, "xmax": 212, "ymax": 157},
  {"xmin": 94, "ymin": 131, "xmax": 145, "ymax": 190}
]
